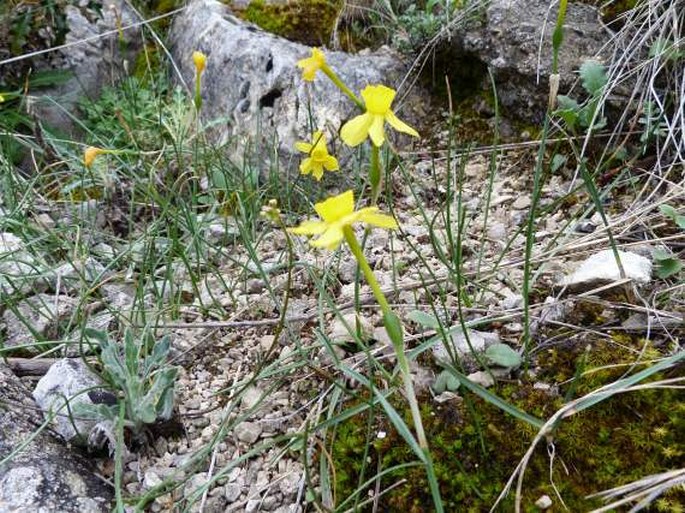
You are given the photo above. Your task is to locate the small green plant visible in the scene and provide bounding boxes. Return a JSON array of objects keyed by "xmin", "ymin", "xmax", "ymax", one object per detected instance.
[
  {"xmin": 392, "ymin": 0, "xmax": 459, "ymax": 51},
  {"xmin": 341, "ymin": 0, "xmax": 461, "ymax": 52},
  {"xmin": 660, "ymin": 204, "xmax": 685, "ymax": 229},
  {"xmin": 654, "ymin": 205, "xmax": 684, "ymax": 279},
  {"xmin": 555, "ymin": 60, "xmax": 608, "ymax": 133},
  {"xmin": 77, "ymin": 328, "xmax": 179, "ymax": 435},
  {"xmin": 484, "ymin": 343, "xmax": 522, "ymax": 369},
  {"xmin": 432, "ymin": 370, "xmax": 460, "ymax": 393},
  {"xmin": 638, "ymin": 100, "xmax": 670, "ymax": 153},
  {"xmin": 78, "ymin": 76, "xmax": 171, "ymax": 150},
  {"xmin": 653, "ymin": 248, "xmax": 683, "ymax": 279},
  {"xmin": 1, "ymin": 0, "xmax": 102, "ymax": 57}
]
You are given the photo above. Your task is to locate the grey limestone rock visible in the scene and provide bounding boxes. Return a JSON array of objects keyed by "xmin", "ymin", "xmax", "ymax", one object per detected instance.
[
  {"xmin": 32, "ymin": 358, "xmax": 107, "ymax": 443},
  {"xmin": 0, "ymin": 232, "xmax": 46, "ymax": 296},
  {"xmin": 30, "ymin": 0, "xmax": 143, "ymax": 136},
  {"xmin": 443, "ymin": 0, "xmax": 611, "ymax": 121},
  {"xmin": 168, "ymin": 0, "xmax": 426, "ymax": 175},
  {"xmin": 235, "ymin": 420, "xmax": 263, "ymax": 444},
  {"xmin": 0, "ymin": 362, "xmax": 112, "ymax": 512},
  {"xmin": 561, "ymin": 249, "xmax": 652, "ymax": 292},
  {"xmin": 49, "ymin": 256, "xmax": 107, "ymax": 294},
  {"xmin": 431, "ymin": 328, "xmax": 500, "ymax": 362},
  {"xmin": 1, "ymin": 293, "xmax": 79, "ymax": 354}
]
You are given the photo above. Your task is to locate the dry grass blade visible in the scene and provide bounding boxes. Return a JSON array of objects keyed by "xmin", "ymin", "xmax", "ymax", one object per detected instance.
[
  {"xmin": 587, "ymin": 468, "xmax": 685, "ymax": 513},
  {"xmin": 584, "ymin": 0, "xmax": 685, "ymax": 175},
  {"xmin": 490, "ymin": 350, "xmax": 685, "ymax": 513}
]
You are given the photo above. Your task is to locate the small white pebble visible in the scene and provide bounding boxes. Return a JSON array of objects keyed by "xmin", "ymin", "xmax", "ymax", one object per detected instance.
[{"xmin": 535, "ymin": 494, "xmax": 553, "ymax": 509}]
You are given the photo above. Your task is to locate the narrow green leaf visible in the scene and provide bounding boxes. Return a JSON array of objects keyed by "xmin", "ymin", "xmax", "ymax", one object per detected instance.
[
  {"xmin": 146, "ymin": 334, "xmax": 171, "ymax": 375},
  {"xmin": 564, "ymin": 350, "xmax": 685, "ymax": 417},
  {"xmin": 383, "ymin": 312, "xmax": 405, "ymax": 349},
  {"xmin": 551, "ymin": 154, "xmax": 567, "ymax": 173},
  {"xmin": 124, "ymin": 329, "xmax": 139, "ymax": 378},
  {"xmin": 340, "ymin": 366, "xmax": 427, "ymax": 464},
  {"xmin": 444, "ymin": 366, "xmax": 544, "ymax": 429},
  {"xmin": 101, "ymin": 339, "xmax": 128, "ymax": 390}
]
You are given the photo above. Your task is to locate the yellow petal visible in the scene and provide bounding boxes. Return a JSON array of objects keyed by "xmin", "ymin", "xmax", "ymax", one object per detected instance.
[
  {"xmin": 289, "ymin": 220, "xmax": 327, "ymax": 235},
  {"xmin": 297, "ymin": 48, "xmax": 326, "ymax": 81},
  {"xmin": 323, "ymin": 155, "xmax": 339, "ymax": 171},
  {"xmin": 295, "ymin": 141, "xmax": 313, "ymax": 153},
  {"xmin": 314, "ymin": 189, "xmax": 355, "ymax": 223},
  {"xmin": 361, "ymin": 84, "xmax": 396, "ymax": 115},
  {"xmin": 367, "ymin": 114, "xmax": 386, "ymax": 147},
  {"xmin": 300, "ymin": 158, "xmax": 314, "ymax": 175},
  {"xmin": 311, "ymin": 130, "xmax": 326, "ymax": 147},
  {"xmin": 340, "ymin": 113, "xmax": 373, "ymax": 147},
  {"xmin": 386, "ymin": 110, "xmax": 419, "ymax": 138},
  {"xmin": 357, "ymin": 207, "xmax": 399, "ymax": 229},
  {"xmin": 311, "ymin": 48, "xmax": 325, "ymax": 65},
  {"xmin": 311, "ymin": 162, "xmax": 325, "ymax": 180},
  {"xmin": 311, "ymin": 226, "xmax": 344, "ymax": 250}
]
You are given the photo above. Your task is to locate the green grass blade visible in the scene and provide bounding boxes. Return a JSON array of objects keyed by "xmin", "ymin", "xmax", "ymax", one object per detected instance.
[
  {"xmin": 339, "ymin": 366, "xmax": 427, "ymax": 465},
  {"xmin": 443, "ymin": 365, "xmax": 545, "ymax": 429}
]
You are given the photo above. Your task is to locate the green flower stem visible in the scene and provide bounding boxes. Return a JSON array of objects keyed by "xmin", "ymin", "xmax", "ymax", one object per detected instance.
[
  {"xmin": 393, "ymin": 327, "xmax": 428, "ymax": 449},
  {"xmin": 369, "ymin": 144, "xmax": 381, "ymax": 204},
  {"xmin": 194, "ymin": 73, "xmax": 203, "ymax": 111},
  {"xmin": 343, "ymin": 226, "xmax": 427, "ymax": 450},
  {"xmin": 343, "ymin": 225, "xmax": 390, "ymax": 313},
  {"xmin": 322, "ymin": 66, "xmax": 364, "ymax": 110}
]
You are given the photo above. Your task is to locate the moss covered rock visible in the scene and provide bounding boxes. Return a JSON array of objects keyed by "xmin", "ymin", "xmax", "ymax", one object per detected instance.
[{"xmin": 229, "ymin": 0, "xmax": 342, "ymax": 46}]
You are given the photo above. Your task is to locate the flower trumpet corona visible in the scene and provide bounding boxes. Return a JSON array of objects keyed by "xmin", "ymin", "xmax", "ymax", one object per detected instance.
[
  {"xmin": 340, "ymin": 84, "xmax": 419, "ymax": 147},
  {"xmin": 295, "ymin": 131, "xmax": 339, "ymax": 180},
  {"xmin": 192, "ymin": 51, "xmax": 206, "ymax": 74},
  {"xmin": 289, "ymin": 189, "xmax": 397, "ymax": 250},
  {"xmin": 192, "ymin": 51, "xmax": 207, "ymax": 110},
  {"xmin": 84, "ymin": 146, "xmax": 108, "ymax": 168}
]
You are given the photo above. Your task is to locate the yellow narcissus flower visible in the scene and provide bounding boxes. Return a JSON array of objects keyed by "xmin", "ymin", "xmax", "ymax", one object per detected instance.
[
  {"xmin": 340, "ymin": 84, "xmax": 419, "ymax": 147},
  {"xmin": 289, "ymin": 189, "xmax": 398, "ymax": 250},
  {"xmin": 295, "ymin": 130, "xmax": 339, "ymax": 180},
  {"xmin": 297, "ymin": 48, "xmax": 326, "ymax": 82},
  {"xmin": 192, "ymin": 51, "xmax": 207, "ymax": 74},
  {"xmin": 84, "ymin": 146, "xmax": 107, "ymax": 168}
]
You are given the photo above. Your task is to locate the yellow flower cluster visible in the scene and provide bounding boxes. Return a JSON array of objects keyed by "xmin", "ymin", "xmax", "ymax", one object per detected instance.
[
  {"xmin": 295, "ymin": 48, "xmax": 418, "ymax": 150},
  {"xmin": 289, "ymin": 47, "xmax": 421, "ymax": 250},
  {"xmin": 289, "ymin": 48, "xmax": 437, "ymax": 501}
]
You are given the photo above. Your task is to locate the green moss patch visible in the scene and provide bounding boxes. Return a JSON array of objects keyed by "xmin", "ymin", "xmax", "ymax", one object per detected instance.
[
  {"xmin": 230, "ymin": 0, "xmax": 342, "ymax": 46},
  {"xmin": 327, "ymin": 332, "xmax": 685, "ymax": 511}
]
